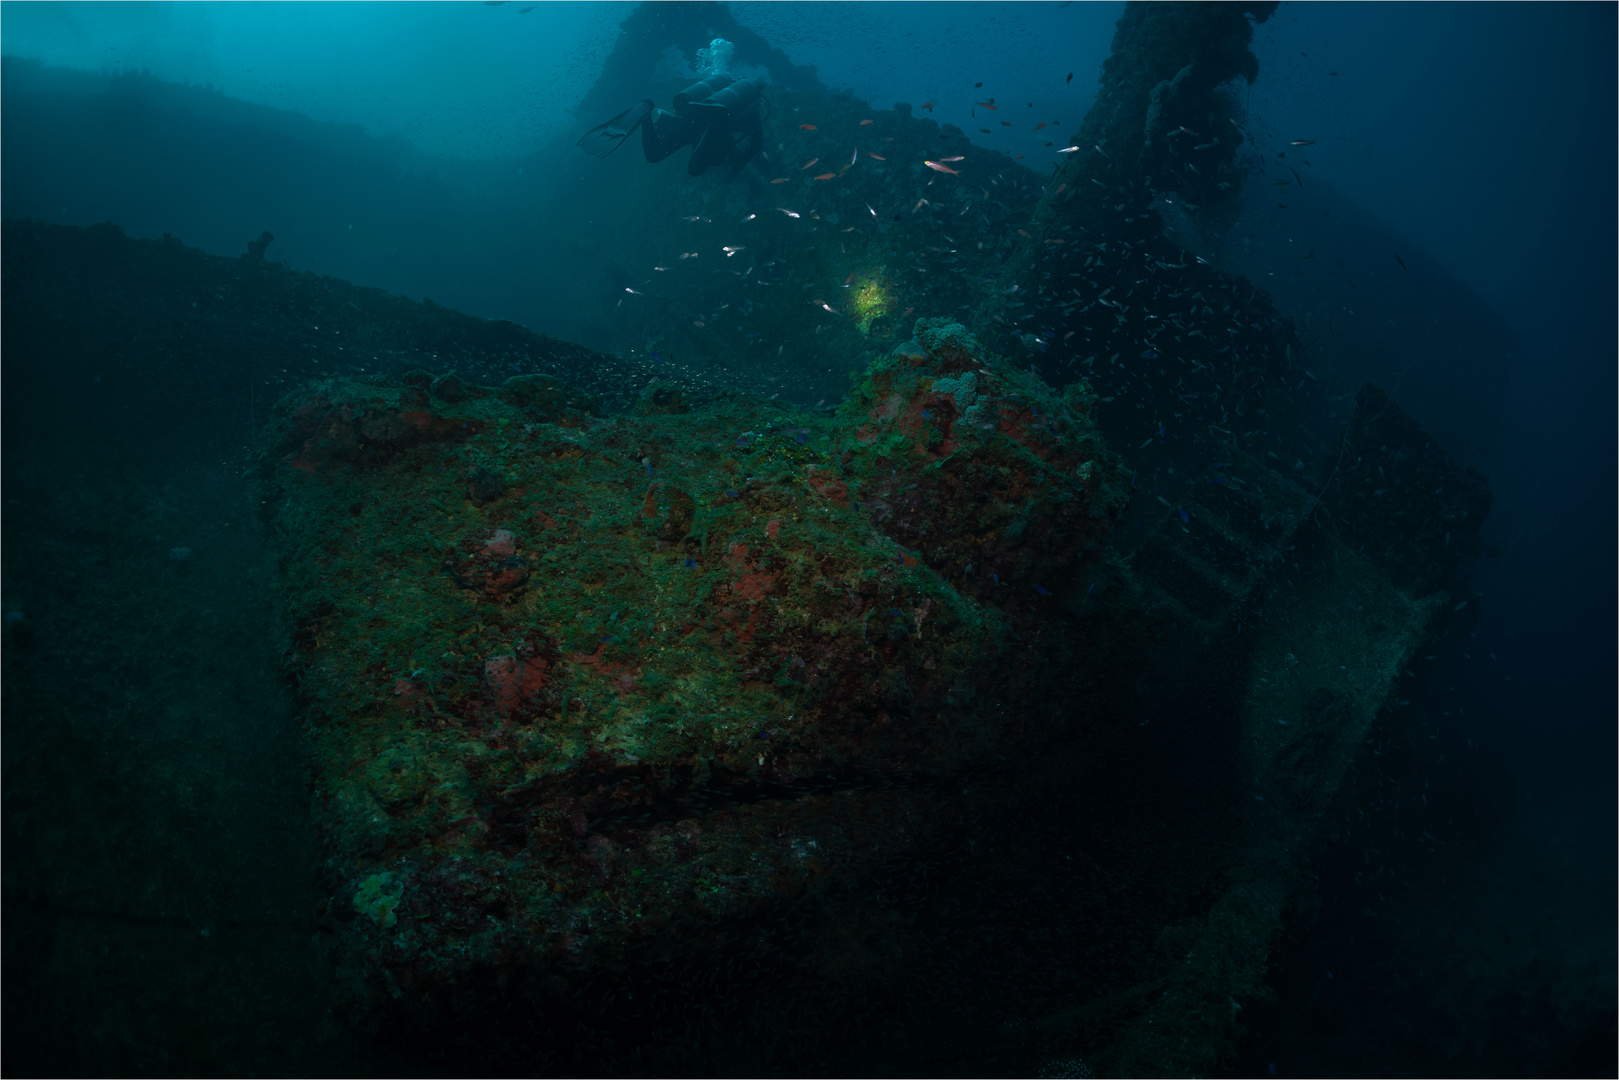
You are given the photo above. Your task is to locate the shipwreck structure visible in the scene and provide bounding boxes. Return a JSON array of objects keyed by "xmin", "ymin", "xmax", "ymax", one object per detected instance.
[
  {"xmin": 2, "ymin": 2, "xmax": 1490, "ymax": 1075},
  {"xmin": 254, "ymin": 3, "xmax": 1488, "ymax": 1074},
  {"xmin": 255, "ymin": 6, "xmax": 1489, "ymax": 1067}
]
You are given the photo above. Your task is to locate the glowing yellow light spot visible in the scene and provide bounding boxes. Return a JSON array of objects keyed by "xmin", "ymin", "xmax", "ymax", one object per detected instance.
[{"xmin": 850, "ymin": 272, "xmax": 894, "ymax": 337}]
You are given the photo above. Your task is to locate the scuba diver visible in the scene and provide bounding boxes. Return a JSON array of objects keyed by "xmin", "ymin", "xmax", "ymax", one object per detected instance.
[{"xmin": 577, "ymin": 71, "xmax": 767, "ymax": 177}]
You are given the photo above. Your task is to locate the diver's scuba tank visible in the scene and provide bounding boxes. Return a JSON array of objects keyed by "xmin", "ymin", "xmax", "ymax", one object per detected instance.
[
  {"xmin": 688, "ymin": 77, "xmax": 763, "ymax": 117},
  {"xmin": 672, "ymin": 74, "xmax": 737, "ymax": 115},
  {"xmin": 686, "ymin": 76, "xmax": 766, "ymax": 176}
]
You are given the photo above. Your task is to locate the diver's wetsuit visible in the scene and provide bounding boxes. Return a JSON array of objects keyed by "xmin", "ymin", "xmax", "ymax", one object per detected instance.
[
  {"xmin": 579, "ymin": 74, "xmax": 764, "ymax": 176},
  {"xmin": 642, "ymin": 74, "xmax": 764, "ymax": 175}
]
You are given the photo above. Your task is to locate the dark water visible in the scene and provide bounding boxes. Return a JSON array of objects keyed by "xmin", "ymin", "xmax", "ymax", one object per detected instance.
[{"xmin": 2, "ymin": 3, "xmax": 1612, "ymax": 1076}]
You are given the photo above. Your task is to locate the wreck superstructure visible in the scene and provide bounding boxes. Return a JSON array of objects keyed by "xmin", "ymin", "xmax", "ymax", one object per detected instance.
[{"xmin": 2, "ymin": 3, "xmax": 1494, "ymax": 1075}]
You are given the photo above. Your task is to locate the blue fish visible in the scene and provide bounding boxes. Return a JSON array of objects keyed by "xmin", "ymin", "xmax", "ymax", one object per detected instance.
[
  {"xmin": 684, "ymin": 558, "xmax": 697, "ymax": 568},
  {"xmin": 1035, "ymin": 584, "xmax": 1050, "ymax": 596},
  {"xmin": 651, "ymin": 351, "xmax": 664, "ymax": 363},
  {"xmin": 1179, "ymin": 509, "xmax": 1190, "ymax": 524},
  {"xmin": 1142, "ymin": 348, "xmax": 1159, "ymax": 360}
]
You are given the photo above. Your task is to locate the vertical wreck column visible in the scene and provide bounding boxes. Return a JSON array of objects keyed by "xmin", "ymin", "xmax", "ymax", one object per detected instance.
[{"xmin": 974, "ymin": 0, "xmax": 1277, "ymax": 331}]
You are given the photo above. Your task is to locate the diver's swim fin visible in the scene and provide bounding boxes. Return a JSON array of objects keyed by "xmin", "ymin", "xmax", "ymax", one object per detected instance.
[{"xmin": 576, "ymin": 100, "xmax": 654, "ymax": 158}]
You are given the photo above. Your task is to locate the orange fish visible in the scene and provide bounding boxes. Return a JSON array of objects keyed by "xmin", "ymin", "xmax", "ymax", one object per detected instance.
[
  {"xmin": 801, "ymin": 158, "xmax": 819, "ymax": 170},
  {"xmin": 976, "ymin": 101, "xmax": 997, "ymax": 110},
  {"xmin": 1018, "ymin": 229, "xmax": 1032, "ymax": 238},
  {"xmin": 1001, "ymin": 121, "xmax": 1012, "ymax": 127},
  {"xmin": 800, "ymin": 124, "xmax": 817, "ymax": 130},
  {"xmin": 771, "ymin": 178, "xmax": 789, "ymax": 184},
  {"xmin": 921, "ymin": 102, "xmax": 934, "ymax": 111},
  {"xmin": 844, "ymin": 272, "xmax": 856, "ymax": 285},
  {"xmin": 1054, "ymin": 182, "xmax": 1068, "ymax": 194},
  {"xmin": 940, "ymin": 156, "xmax": 964, "ymax": 162},
  {"xmin": 902, "ymin": 306, "xmax": 915, "ymax": 317},
  {"xmin": 814, "ymin": 172, "xmax": 835, "ymax": 180},
  {"xmin": 924, "ymin": 160, "xmax": 959, "ymax": 175},
  {"xmin": 867, "ymin": 152, "xmax": 887, "ymax": 160},
  {"xmin": 1035, "ymin": 122, "xmax": 1047, "ymax": 131},
  {"xmin": 859, "ymin": 119, "xmax": 873, "ymax": 126}
]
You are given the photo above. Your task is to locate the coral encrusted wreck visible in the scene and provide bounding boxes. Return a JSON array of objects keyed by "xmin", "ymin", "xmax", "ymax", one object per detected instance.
[{"xmin": 263, "ymin": 319, "xmax": 1127, "ymax": 1033}]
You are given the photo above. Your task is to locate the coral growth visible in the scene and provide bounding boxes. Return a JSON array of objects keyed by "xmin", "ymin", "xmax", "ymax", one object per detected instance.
[
  {"xmin": 836, "ymin": 319, "xmax": 1127, "ymax": 596},
  {"xmin": 261, "ymin": 325, "xmax": 1120, "ymax": 1017}
]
